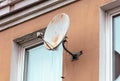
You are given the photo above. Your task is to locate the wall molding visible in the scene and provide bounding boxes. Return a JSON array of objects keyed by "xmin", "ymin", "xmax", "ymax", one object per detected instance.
[{"xmin": 0, "ymin": 0, "xmax": 76, "ymax": 31}]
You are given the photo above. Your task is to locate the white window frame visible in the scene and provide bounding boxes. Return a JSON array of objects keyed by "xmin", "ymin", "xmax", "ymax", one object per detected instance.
[
  {"xmin": 99, "ymin": 1, "xmax": 120, "ymax": 81},
  {"xmin": 11, "ymin": 32, "xmax": 43, "ymax": 81},
  {"xmin": 17, "ymin": 39, "xmax": 43, "ymax": 81},
  {"xmin": 11, "ymin": 28, "xmax": 63, "ymax": 81}
]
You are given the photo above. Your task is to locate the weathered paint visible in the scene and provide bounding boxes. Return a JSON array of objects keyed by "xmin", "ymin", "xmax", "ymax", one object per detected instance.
[
  {"xmin": 0, "ymin": 0, "xmax": 112, "ymax": 81},
  {"xmin": 44, "ymin": 13, "xmax": 70, "ymax": 50}
]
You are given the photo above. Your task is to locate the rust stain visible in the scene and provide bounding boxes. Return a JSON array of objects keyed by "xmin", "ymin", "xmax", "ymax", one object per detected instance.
[
  {"xmin": 51, "ymin": 14, "xmax": 63, "ymax": 24},
  {"xmin": 60, "ymin": 14, "xmax": 63, "ymax": 19},
  {"xmin": 57, "ymin": 14, "xmax": 63, "ymax": 22},
  {"xmin": 44, "ymin": 35, "xmax": 59, "ymax": 49},
  {"xmin": 51, "ymin": 18, "xmax": 55, "ymax": 24},
  {"xmin": 52, "ymin": 35, "xmax": 59, "ymax": 46},
  {"xmin": 44, "ymin": 42, "xmax": 54, "ymax": 50}
]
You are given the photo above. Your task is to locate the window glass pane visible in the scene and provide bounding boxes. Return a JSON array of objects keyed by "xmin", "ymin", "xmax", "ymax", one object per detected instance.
[
  {"xmin": 113, "ymin": 15, "xmax": 120, "ymax": 80},
  {"xmin": 24, "ymin": 44, "xmax": 63, "ymax": 81},
  {"xmin": 114, "ymin": 15, "xmax": 120, "ymax": 54}
]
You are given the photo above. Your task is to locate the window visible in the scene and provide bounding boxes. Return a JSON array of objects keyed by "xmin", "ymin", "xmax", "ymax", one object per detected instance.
[
  {"xmin": 113, "ymin": 15, "xmax": 120, "ymax": 81},
  {"xmin": 10, "ymin": 29, "xmax": 63, "ymax": 81},
  {"xmin": 100, "ymin": 1, "xmax": 120, "ymax": 81},
  {"xmin": 24, "ymin": 44, "xmax": 63, "ymax": 81}
]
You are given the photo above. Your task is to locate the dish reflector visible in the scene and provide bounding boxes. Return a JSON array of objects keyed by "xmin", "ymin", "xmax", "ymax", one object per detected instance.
[{"xmin": 44, "ymin": 13, "xmax": 70, "ymax": 49}]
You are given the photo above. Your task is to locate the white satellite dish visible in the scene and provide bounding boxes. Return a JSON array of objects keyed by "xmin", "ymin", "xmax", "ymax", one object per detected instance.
[
  {"xmin": 44, "ymin": 13, "xmax": 70, "ymax": 50},
  {"xmin": 37, "ymin": 13, "xmax": 82, "ymax": 61}
]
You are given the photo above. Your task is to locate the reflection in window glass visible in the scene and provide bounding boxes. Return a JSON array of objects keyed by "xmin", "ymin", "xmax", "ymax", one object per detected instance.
[
  {"xmin": 24, "ymin": 44, "xmax": 63, "ymax": 81},
  {"xmin": 113, "ymin": 15, "xmax": 120, "ymax": 81}
]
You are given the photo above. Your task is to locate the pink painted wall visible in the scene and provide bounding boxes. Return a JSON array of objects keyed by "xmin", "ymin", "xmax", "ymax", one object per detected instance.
[{"xmin": 0, "ymin": 0, "xmax": 111, "ymax": 81}]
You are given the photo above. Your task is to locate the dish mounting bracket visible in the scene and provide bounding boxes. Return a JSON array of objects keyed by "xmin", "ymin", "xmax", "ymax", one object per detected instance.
[
  {"xmin": 62, "ymin": 37, "xmax": 83, "ymax": 61},
  {"xmin": 37, "ymin": 32, "xmax": 83, "ymax": 61}
]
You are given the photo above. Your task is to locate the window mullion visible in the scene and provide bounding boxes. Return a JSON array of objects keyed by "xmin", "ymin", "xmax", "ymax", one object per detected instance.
[{"xmin": 23, "ymin": 50, "xmax": 29, "ymax": 81}]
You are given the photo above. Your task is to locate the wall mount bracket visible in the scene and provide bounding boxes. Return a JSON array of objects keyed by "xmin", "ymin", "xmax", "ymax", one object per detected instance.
[
  {"xmin": 62, "ymin": 37, "xmax": 83, "ymax": 61},
  {"xmin": 37, "ymin": 32, "xmax": 83, "ymax": 61}
]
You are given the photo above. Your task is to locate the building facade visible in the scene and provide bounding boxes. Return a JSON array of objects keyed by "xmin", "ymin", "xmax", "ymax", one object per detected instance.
[{"xmin": 1, "ymin": 0, "xmax": 120, "ymax": 81}]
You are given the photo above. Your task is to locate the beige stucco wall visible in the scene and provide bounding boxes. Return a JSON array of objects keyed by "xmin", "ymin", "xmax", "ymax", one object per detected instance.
[{"xmin": 0, "ymin": 0, "xmax": 112, "ymax": 81}]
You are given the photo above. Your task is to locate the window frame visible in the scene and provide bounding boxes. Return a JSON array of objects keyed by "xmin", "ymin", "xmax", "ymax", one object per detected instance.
[
  {"xmin": 10, "ymin": 29, "xmax": 44, "ymax": 81},
  {"xmin": 11, "ymin": 28, "xmax": 63, "ymax": 81},
  {"xmin": 11, "ymin": 37, "xmax": 43, "ymax": 81},
  {"xmin": 23, "ymin": 42, "xmax": 63, "ymax": 81},
  {"xmin": 100, "ymin": 1, "xmax": 120, "ymax": 81},
  {"xmin": 17, "ymin": 39, "xmax": 43, "ymax": 81}
]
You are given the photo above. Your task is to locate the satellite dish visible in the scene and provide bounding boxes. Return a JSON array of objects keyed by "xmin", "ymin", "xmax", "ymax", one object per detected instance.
[
  {"xmin": 37, "ymin": 13, "xmax": 83, "ymax": 61},
  {"xmin": 44, "ymin": 13, "xmax": 70, "ymax": 50}
]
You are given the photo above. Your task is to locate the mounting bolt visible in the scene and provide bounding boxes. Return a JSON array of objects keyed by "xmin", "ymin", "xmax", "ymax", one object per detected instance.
[
  {"xmin": 61, "ymin": 76, "xmax": 65, "ymax": 79},
  {"xmin": 37, "ymin": 32, "xmax": 44, "ymax": 38},
  {"xmin": 72, "ymin": 51, "xmax": 83, "ymax": 61}
]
